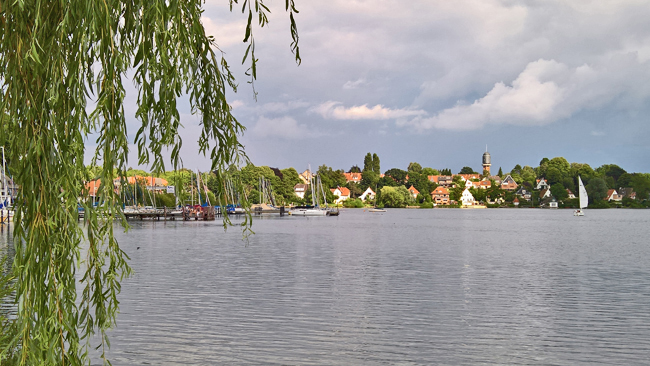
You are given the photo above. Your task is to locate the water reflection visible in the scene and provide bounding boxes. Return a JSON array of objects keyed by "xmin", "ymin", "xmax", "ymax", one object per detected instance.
[{"xmin": 6, "ymin": 210, "xmax": 650, "ymax": 365}]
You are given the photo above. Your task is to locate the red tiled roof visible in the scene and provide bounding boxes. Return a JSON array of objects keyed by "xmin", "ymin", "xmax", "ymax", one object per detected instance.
[
  {"xmin": 432, "ymin": 186, "xmax": 449, "ymax": 195},
  {"xmin": 408, "ymin": 185, "xmax": 419, "ymax": 194},
  {"xmin": 332, "ymin": 186, "xmax": 351, "ymax": 196},
  {"xmin": 344, "ymin": 172, "xmax": 362, "ymax": 182}
]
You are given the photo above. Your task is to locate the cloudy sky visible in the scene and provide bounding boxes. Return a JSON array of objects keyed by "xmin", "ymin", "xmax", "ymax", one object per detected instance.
[{"xmin": 116, "ymin": 0, "xmax": 650, "ymax": 174}]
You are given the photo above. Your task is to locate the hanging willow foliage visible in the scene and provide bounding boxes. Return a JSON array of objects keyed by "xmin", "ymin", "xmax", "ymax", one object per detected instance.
[{"xmin": 0, "ymin": 0, "xmax": 299, "ymax": 364}]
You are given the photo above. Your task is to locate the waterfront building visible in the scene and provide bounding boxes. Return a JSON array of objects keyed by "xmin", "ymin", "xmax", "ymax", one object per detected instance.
[
  {"xmin": 431, "ymin": 186, "xmax": 450, "ymax": 205},
  {"xmin": 359, "ymin": 187, "xmax": 375, "ymax": 201},
  {"xmin": 407, "ymin": 185, "xmax": 420, "ymax": 199},
  {"xmin": 460, "ymin": 188, "xmax": 475, "ymax": 206},
  {"xmin": 294, "ymin": 184, "xmax": 309, "ymax": 199},
  {"xmin": 331, "ymin": 186, "xmax": 351, "ymax": 204}
]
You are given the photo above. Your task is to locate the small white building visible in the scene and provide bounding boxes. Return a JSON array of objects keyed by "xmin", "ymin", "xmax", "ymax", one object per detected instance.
[
  {"xmin": 330, "ymin": 186, "xmax": 351, "ymax": 204},
  {"xmin": 460, "ymin": 188, "xmax": 475, "ymax": 206},
  {"xmin": 359, "ymin": 187, "xmax": 376, "ymax": 201},
  {"xmin": 294, "ymin": 184, "xmax": 309, "ymax": 199},
  {"xmin": 535, "ymin": 178, "xmax": 550, "ymax": 190}
]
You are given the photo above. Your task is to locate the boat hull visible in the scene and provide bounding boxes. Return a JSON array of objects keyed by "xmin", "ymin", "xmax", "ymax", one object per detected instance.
[{"xmin": 291, "ymin": 209, "xmax": 328, "ymax": 216}]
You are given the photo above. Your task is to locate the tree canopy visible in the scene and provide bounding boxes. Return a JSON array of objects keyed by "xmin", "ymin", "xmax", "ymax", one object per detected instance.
[{"xmin": 0, "ymin": 0, "xmax": 300, "ymax": 364}]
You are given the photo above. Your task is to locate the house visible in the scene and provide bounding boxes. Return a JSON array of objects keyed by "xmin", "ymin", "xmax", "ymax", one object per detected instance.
[
  {"xmin": 460, "ymin": 188, "xmax": 475, "ymax": 206},
  {"xmin": 294, "ymin": 184, "xmax": 309, "ymax": 199},
  {"xmin": 605, "ymin": 189, "xmax": 622, "ymax": 202},
  {"xmin": 85, "ymin": 179, "xmax": 102, "ymax": 197},
  {"xmin": 566, "ymin": 189, "xmax": 576, "ymax": 199},
  {"xmin": 331, "ymin": 186, "xmax": 351, "ymax": 204},
  {"xmin": 456, "ymin": 173, "xmax": 481, "ymax": 181},
  {"xmin": 465, "ymin": 179, "xmax": 474, "ymax": 189},
  {"xmin": 500, "ymin": 175, "xmax": 518, "ymax": 191},
  {"xmin": 431, "ymin": 186, "xmax": 450, "ymax": 205},
  {"xmin": 535, "ymin": 178, "xmax": 549, "ymax": 190},
  {"xmin": 359, "ymin": 187, "xmax": 375, "ymax": 201},
  {"xmin": 513, "ymin": 197, "xmax": 520, "ymax": 207},
  {"xmin": 344, "ymin": 172, "xmax": 362, "ymax": 184},
  {"xmin": 298, "ymin": 169, "xmax": 313, "ymax": 184},
  {"xmin": 539, "ymin": 189, "xmax": 551, "ymax": 200},
  {"xmin": 119, "ymin": 176, "xmax": 169, "ymax": 193},
  {"xmin": 618, "ymin": 188, "xmax": 636, "ymax": 200},
  {"xmin": 540, "ymin": 196, "xmax": 558, "ymax": 208},
  {"xmin": 428, "ymin": 175, "xmax": 440, "ymax": 184},
  {"xmin": 407, "ymin": 185, "xmax": 420, "ymax": 199},
  {"xmin": 475, "ymin": 180, "xmax": 491, "ymax": 189},
  {"xmin": 437, "ymin": 176, "xmax": 455, "ymax": 187},
  {"xmin": 515, "ymin": 187, "xmax": 532, "ymax": 201}
]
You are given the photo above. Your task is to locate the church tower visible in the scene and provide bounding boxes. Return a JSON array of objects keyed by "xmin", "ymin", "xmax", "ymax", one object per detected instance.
[{"xmin": 482, "ymin": 146, "xmax": 491, "ymax": 175}]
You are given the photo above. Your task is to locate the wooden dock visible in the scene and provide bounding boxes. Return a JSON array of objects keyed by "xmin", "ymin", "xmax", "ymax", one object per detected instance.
[{"xmin": 122, "ymin": 206, "xmax": 218, "ymax": 221}]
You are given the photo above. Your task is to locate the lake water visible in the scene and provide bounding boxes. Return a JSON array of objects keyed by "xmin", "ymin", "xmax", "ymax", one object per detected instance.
[{"xmin": 3, "ymin": 209, "xmax": 650, "ymax": 365}]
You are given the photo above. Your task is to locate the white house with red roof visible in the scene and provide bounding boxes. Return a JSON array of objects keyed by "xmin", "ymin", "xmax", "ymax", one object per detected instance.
[
  {"xmin": 407, "ymin": 185, "xmax": 420, "ymax": 199},
  {"xmin": 359, "ymin": 187, "xmax": 375, "ymax": 201},
  {"xmin": 566, "ymin": 189, "xmax": 576, "ymax": 199},
  {"xmin": 605, "ymin": 189, "xmax": 622, "ymax": 202},
  {"xmin": 535, "ymin": 178, "xmax": 549, "ymax": 190},
  {"xmin": 331, "ymin": 186, "xmax": 351, "ymax": 204}
]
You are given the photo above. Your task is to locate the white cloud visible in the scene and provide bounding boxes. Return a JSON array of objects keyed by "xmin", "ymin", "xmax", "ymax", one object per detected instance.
[
  {"xmin": 312, "ymin": 101, "xmax": 426, "ymax": 121},
  {"xmin": 251, "ymin": 116, "xmax": 317, "ymax": 139},
  {"xmin": 343, "ymin": 78, "xmax": 366, "ymax": 89},
  {"xmin": 258, "ymin": 100, "xmax": 310, "ymax": 114},
  {"xmin": 200, "ymin": 16, "xmax": 245, "ymax": 49},
  {"xmin": 230, "ymin": 100, "xmax": 245, "ymax": 110},
  {"xmin": 400, "ymin": 56, "xmax": 650, "ymax": 131}
]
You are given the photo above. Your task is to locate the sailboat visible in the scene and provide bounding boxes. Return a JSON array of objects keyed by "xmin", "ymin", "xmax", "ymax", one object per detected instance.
[
  {"xmin": 574, "ymin": 176, "xmax": 588, "ymax": 216},
  {"xmin": 291, "ymin": 173, "xmax": 328, "ymax": 216}
]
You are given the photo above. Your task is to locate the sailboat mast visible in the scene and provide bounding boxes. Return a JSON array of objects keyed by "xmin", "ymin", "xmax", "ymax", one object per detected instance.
[{"xmin": 1, "ymin": 146, "xmax": 6, "ymax": 206}]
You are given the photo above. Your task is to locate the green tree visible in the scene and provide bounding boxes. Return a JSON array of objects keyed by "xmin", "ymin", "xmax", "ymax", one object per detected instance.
[
  {"xmin": 407, "ymin": 162, "xmax": 423, "ymax": 173},
  {"xmin": 497, "ymin": 167, "xmax": 503, "ymax": 177},
  {"xmin": 345, "ymin": 182, "xmax": 364, "ymax": 198},
  {"xmin": 586, "ymin": 178, "xmax": 609, "ymax": 203},
  {"xmin": 421, "ymin": 167, "xmax": 439, "ymax": 176},
  {"xmin": 317, "ymin": 165, "xmax": 346, "ymax": 189},
  {"xmin": 459, "ymin": 166, "xmax": 477, "ymax": 174},
  {"xmin": 631, "ymin": 174, "xmax": 650, "ymax": 201},
  {"xmin": 372, "ymin": 153, "xmax": 381, "ymax": 173},
  {"xmin": 511, "ymin": 164, "xmax": 522, "ymax": 175},
  {"xmin": 550, "ymin": 183, "xmax": 569, "ymax": 201},
  {"xmin": 349, "ymin": 165, "xmax": 361, "ymax": 173},
  {"xmin": 617, "ymin": 173, "xmax": 633, "ymax": 188},
  {"xmin": 595, "ymin": 164, "xmax": 627, "ymax": 183},
  {"xmin": 361, "ymin": 170, "xmax": 380, "ymax": 190},
  {"xmin": 0, "ymin": 0, "xmax": 300, "ymax": 364},
  {"xmin": 363, "ymin": 153, "xmax": 373, "ymax": 172},
  {"xmin": 384, "ymin": 168, "xmax": 408, "ymax": 185},
  {"xmin": 379, "ymin": 186, "xmax": 413, "ymax": 208},
  {"xmin": 439, "ymin": 168, "xmax": 452, "ymax": 176},
  {"xmin": 521, "ymin": 166, "xmax": 536, "ymax": 185}
]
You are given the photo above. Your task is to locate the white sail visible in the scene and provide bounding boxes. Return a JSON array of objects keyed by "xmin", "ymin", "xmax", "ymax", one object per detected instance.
[{"xmin": 578, "ymin": 176, "xmax": 588, "ymax": 209}]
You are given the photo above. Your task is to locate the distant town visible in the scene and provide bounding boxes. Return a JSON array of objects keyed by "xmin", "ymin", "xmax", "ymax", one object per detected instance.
[{"xmin": 4, "ymin": 150, "xmax": 646, "ymax": 211}]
